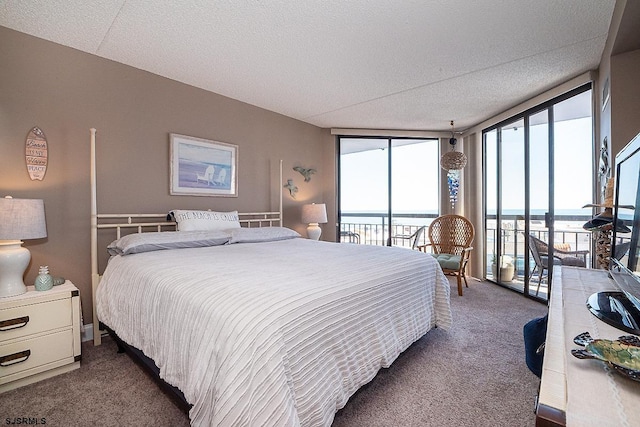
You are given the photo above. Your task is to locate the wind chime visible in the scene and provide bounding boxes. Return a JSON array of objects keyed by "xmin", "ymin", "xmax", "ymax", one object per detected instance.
[{"xmin": 440, "ymin": 121, "xmax": 467, "ymax": 209}]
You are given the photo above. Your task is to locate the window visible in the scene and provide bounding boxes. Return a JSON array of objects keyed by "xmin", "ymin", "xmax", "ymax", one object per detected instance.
[{"xmin": 338, "ymin": 137, "xmax": 439, "ymax": 247}]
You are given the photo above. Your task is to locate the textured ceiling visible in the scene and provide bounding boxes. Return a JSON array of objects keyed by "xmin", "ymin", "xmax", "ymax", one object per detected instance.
[{"xmin": 0, "ymin": 1, "xmax": 616, "ymax": 131}]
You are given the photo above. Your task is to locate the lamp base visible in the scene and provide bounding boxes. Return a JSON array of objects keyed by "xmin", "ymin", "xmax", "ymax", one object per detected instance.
[
  {"xmin": 306, "ymin": 223, "xmax": 322, "ymax": 241},
  {"xmin": 0, "ymin": 241, "xmax": 30, "ymax": 298}
]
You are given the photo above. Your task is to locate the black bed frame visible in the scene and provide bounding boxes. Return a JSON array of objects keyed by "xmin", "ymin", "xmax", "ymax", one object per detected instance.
[{"xmin": 100, "ymin": 323, "xmax": 192, "ymax": 414}]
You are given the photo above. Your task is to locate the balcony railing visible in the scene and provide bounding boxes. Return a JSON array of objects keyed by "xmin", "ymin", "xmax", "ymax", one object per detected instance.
[
  {"xmin": 339, "ymin": 212, "xmax": 437, "ymax": 247},
  {"xmin": 486, "ymin": 214, "xmax": 594, "ymax": 275},
  {"xmin": 339, "ymin": 212, "xmax": 596, "ymax": 271}
]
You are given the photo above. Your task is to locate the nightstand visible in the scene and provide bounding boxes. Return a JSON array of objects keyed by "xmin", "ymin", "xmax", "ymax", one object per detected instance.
[{"xmin": 0, "ymin": 281, "xmax": 81, "ymax": 393}]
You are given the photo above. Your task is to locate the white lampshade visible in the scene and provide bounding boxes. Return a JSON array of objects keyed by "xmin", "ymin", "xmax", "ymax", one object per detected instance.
[
  {"xmin": 302, "ymin": 203, "xmax": 327, "ymax": 240},
  {"xmin": 0, "ymin": 197, "xmax": 47, "ymax": 298},
  {"xmin": 302, "ymin": 203, "xmax": 327, "ymax": 224}
]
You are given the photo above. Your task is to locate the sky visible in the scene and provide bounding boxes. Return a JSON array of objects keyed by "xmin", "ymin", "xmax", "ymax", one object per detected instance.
[
  {"xmin": 340, "ymin": 116, "xmax": 593, "ymax": 218},
  {"xmin": 340, "ymin": 139, "xmax": 440, "ymax": 214},
  {"xmin": 486, "ymin": 116, "xmax": 593, "ymax": 214}
]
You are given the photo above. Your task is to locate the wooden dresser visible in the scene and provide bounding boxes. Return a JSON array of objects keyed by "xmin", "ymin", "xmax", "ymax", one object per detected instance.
[
  {"xmin": 536, "ymin": 267, "xmax": 640, "ymax": 426},
  {"xmin": 0, "ymin": 282, "xmax": 81, "ymax": 392}
]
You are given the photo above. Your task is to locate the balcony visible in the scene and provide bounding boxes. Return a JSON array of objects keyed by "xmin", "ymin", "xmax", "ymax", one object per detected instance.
[
  {"xmin": 340, "ymin": 212, "xmax": 596, "ymax": 300},
  {"xmin": 339, "ymin": 213, "xmax": 436, "ymax": 247}
]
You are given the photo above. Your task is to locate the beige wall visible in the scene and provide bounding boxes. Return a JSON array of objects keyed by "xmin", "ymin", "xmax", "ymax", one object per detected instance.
[
  {"xmin": 610, "ymin": 49, "xmax": 640, "ymax": 156},
  {"xmin": 462, "ymin": 132, "xmax": 483, "ymax": 279},
  {"xmin": 320, "ymin": 132, "xmax": 338, "ymax": 240},
  {"xmin": 0, "ymin": 27, "xmax": 333, "ymax": 325},
  {"xmin": 598, "ymin": 0, "xmax": 640, "ymax": 173}
]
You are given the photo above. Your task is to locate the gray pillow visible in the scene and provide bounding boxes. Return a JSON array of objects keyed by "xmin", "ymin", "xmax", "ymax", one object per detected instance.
[
  {"xmin": 228, "ymin": 227, "xmax": 300, "ymax": 244},
  {"xmin": 108, "ymin": 230, "xmax": 230, "ymax": 255}
]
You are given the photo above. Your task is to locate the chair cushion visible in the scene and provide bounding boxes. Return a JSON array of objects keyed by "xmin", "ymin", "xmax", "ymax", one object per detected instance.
[
  {"xmin": 431, "ymin": 253, "xmax": 462, "ymax": 270},
  {"xmin": 560, "ymin": 256, "xmax": 585, "ymax": 267},
  {"xmin": 540, "ymin": 255, "xmax": 563, "ymax": 268}
]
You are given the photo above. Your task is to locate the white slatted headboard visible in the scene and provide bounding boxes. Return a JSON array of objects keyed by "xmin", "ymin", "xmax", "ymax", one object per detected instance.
[{"xmin": 90, "ymin": 129, "xmax": 283, "ymax": 345}]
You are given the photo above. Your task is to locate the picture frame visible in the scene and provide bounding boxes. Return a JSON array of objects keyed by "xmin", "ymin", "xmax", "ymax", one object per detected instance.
[{"xmin": 170, "ymin": 133, "xmax": 238, "ymax": 197}]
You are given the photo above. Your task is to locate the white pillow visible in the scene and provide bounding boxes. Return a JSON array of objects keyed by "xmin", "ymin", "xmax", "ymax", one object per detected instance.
[
  {"xmin": 170, "ymin": 210, "xmax": 241, "ymax": 231},
  {"xmin": 108, "ymin": 230, "xmax": 230, "ymax": 255},
  {"xmin": 228, "ymin": 227, "xmax": 300, "ymax": 244}
]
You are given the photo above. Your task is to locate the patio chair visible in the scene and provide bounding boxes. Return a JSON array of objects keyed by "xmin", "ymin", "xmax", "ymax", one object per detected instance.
[
  {"xmin": 340, "ymin": 230, "xmax": 360, "ymax": 244},
  {"xmin": 392, "ymin": 225, "xmax": 426, "ymax": 250},
  {"xmin": 613, "ymin": 241, "xmax": 631, "ymax": 261},
  {"xmin": 418, "ymin": 214, "xmax": 475, "ymax": 296},
  {"xmin": 528, "ymin": 235, "xmax": 588, "ymax": 295}
]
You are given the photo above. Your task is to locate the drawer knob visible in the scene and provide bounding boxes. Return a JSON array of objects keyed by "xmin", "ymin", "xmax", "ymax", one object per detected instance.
[
  {"xmin": 0, "ymin": 349, "xmax": 31, "ymax": 367},
  {"xmin": 0, "ymin": 316, "xmax": 30, "ymax": 331}
]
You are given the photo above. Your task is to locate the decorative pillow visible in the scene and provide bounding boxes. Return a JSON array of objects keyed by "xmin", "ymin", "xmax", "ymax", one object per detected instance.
[
  {"xmin": 169, "ymin": 210, "xmax": 241, "ymax": 231},
  {"xmin": 107, "ymin": 230, "xmax": 230, "ymax": 255},
  {"xmin": 228, "ymin": 227, "xmax": 301, "ymax": 244}
]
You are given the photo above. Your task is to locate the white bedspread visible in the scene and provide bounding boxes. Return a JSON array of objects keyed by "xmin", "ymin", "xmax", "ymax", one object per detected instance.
[{"xmin": 96, "ymin": 238, "xmax": 452, "ymax": 426}]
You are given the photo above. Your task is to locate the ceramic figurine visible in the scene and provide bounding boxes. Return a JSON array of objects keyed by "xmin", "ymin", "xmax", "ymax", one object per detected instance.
[{"xmin": 35, "ymin": 265, "xmax": 53, "ymax": 291}]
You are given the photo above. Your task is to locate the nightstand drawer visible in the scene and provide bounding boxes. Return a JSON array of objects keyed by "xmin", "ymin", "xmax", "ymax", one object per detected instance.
[
  {"xmin": 0, "ymin": 329, "xmax": 74, "ymax": 380},
  {"xmin": 0, "ymin": 298, "xmax": 72, "ymax": 343}
]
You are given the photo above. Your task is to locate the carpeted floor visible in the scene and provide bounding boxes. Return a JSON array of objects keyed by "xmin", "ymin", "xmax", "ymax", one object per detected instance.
[{"xmin": 0, "ymin": 279, "xmax": 546, "ymax": 426}]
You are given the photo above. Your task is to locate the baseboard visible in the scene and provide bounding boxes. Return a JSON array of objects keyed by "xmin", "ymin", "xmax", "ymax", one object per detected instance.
[{"xmin": 82, "ymin": 323, "xmax": 94, "ymax": 342}]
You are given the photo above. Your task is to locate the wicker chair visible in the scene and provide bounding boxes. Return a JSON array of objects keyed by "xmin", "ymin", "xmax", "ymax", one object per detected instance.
[
  {"xmin": 418, "ymin": 214, "xmax": 475, "ymax": 296},
  {"xmin": 528, "ymin": 235, "xmax": 588, "ymax": 295}
]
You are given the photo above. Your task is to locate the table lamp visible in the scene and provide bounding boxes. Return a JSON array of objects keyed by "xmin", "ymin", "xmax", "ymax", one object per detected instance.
[
  {"xmin": 302, "ymin": 203, "xmax": 327, "ymax": 240},
  {"xmin": 0, "ymin": 197, "xmax": 47, "ymax": 297}
]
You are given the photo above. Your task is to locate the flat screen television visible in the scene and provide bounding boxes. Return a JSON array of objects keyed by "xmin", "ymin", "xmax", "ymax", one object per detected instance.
[{"xmin": 587, "ymin": 131, "xmax": 640, "ymax": 335}]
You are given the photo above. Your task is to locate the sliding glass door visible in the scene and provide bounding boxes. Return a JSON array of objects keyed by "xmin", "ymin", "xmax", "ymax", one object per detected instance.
[
  {"xmin": 484, "ymin": 84, "xmax": 593, "ymax": 301},
  {"xmin": 339, "ymin": 138, "xmax": 389, "ymax": 245},
  {"xmin": 338, "ymin": 137, "xmax": 439, "ymax": 247}
]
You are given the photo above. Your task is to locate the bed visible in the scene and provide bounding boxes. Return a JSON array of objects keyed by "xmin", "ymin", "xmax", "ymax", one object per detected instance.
[{"xmin": 89, "ymin": 129, "xmax": 452, "ymax": 426}]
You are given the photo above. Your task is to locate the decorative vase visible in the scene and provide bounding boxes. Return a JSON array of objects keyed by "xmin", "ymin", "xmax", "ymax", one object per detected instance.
[
  {"xmin": 491, "ymin": 263, "xmax": 515, "ymax": 282},
  {"xmin": 35, "ymin": 265, "xmax": 53, "ymax": 291}
]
